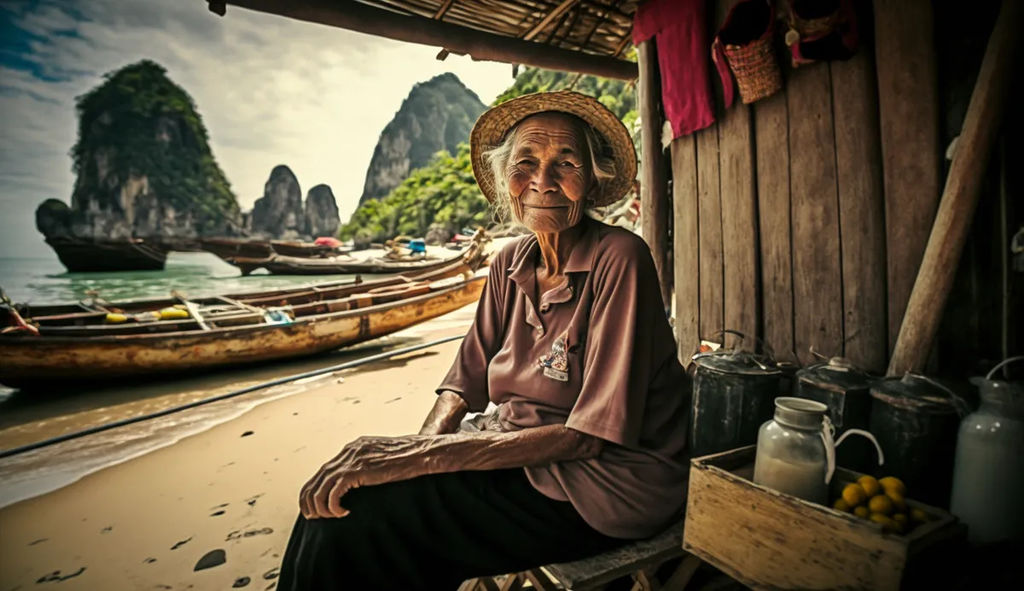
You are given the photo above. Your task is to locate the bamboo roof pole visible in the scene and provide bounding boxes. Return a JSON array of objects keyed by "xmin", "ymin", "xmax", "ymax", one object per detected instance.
[
  {"xmin": 637, "ymin": 39, "xmax": 671, "ymax": 309},
  {"xmin": 213, "ymin": 0, "xmax": 637, "ymax": 80},
  {"xmin": 887, "ymin": 0, "xmax": 1022, "ymax": 376}
]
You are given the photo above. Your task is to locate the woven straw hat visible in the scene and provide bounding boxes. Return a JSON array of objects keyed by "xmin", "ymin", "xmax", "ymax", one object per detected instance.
[{"xmin": 470, "ymin": 90, "xmax": 637, "ymax": 207}]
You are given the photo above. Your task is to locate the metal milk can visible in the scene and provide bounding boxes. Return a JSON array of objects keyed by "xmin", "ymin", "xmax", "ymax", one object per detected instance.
[
  {"xmin": 794, "ymin": 357, "xmax": 876, "ymax": 472},
  {"xmin": 869, "ymin": 373, "xmax": 966, "ymax": 507},
  {"xmin": 950, "ymin": 357, "xmax": 1024, "ymax": 544},
  {"xmin": 689, "ymin": 344, "xmax": 781, "ymax": 458}
]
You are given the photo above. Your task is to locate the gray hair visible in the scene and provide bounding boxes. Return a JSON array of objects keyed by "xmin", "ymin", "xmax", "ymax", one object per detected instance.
[{"xmin": 482, "ymin": 117, "xmax": 617, "ymax": 222}]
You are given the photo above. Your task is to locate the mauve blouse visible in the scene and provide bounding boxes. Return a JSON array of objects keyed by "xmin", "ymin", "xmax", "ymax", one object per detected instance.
[{"xmin": 437, "ymin": 216, "xmax": 690, "ymax": 539}]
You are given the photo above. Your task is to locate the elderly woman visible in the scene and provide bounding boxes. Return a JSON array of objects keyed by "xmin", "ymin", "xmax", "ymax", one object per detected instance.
[{"xmin": 278, "ymin": 91, "xmax": 689, "ymax": 590}]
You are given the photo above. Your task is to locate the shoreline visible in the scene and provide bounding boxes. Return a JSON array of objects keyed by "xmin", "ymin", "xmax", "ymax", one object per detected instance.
[{"xmin": 0, "ymin": 306, "xmax": 476, "ymax": 590}]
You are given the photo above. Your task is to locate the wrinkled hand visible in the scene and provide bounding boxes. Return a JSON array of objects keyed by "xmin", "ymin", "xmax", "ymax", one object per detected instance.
[{"xmin": 298, "ymin": 435, "xmax": 430, "ymax": 519}]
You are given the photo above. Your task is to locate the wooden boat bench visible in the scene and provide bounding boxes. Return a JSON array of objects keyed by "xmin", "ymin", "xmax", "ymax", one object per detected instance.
[{"xmin": 459, "ymin": 520, "xmax": 701, "ymax": 591}]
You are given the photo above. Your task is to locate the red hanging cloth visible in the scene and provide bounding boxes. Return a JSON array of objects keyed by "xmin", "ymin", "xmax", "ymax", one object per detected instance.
[{"xmin": 633, "ymin": 0, "xmax": 715, "ymax": 138}]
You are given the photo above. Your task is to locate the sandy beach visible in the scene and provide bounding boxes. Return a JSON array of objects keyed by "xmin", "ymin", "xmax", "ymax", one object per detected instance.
[{"xmin": 0, "ymin": 306, "xmax": 476, "ymax": 591}]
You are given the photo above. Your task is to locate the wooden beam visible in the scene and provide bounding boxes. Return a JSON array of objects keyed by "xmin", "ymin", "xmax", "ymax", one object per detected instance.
[
  {"xmin": 887, "ymin": 0, "xmax": 1021, "ymax": 376},
  {"xmin": 522, "ymin": 0, "xmax": 579, "ymax": 41},
  {"xmin": 216, "ymin": 0, "xmax": 637, "ymax": 80},
  {"xmin": 672, "ymin": 135, "xmax": 699, "ymax": 362},
  {"xmin": 433, "ymin": 0, "xmax": 455, "ymax": 19},
  {"xmin": 637, "ymin": 40, "xmax": 671, "ymax": 309}
]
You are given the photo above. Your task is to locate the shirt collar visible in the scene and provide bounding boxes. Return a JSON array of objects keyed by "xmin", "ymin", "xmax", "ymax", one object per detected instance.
[{"xmin": 506, "ymin": 216, "xmax": 600, "ymax": 280}]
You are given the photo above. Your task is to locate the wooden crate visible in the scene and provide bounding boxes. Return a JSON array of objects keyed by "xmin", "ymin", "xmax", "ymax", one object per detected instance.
[{"xmin": 683, "ymin": 446, "xmax": 962, "ymax": 591}]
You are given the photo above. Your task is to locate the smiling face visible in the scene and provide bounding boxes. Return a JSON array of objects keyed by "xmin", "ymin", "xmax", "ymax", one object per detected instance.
[{"xmin": 505, "ymin": 112, "xmax": 594, "ymax": 234}]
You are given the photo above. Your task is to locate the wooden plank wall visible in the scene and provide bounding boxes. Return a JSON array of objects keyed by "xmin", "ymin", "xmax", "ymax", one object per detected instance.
[{"xmin": 669, "ymin": 0, "xmax": 934, "ymax": 373}]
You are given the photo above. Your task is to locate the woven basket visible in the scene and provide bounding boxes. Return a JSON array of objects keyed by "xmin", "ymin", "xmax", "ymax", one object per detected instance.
[{"xmin": 724, "ymin": 36, "xmax": 782, "ymax": 104}]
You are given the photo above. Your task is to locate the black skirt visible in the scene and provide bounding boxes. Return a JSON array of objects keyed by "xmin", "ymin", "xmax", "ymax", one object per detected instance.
[{"xmin": 277, "ymin": 468, "xmax": 624, "ymax": 590}]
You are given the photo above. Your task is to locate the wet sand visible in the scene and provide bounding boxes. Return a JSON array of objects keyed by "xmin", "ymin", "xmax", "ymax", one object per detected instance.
[{"xmin": 0, "ymin": 307, "xmax": 475, "ymax": 590}]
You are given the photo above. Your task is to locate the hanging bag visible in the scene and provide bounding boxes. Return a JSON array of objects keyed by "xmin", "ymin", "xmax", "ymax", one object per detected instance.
[
  {"xmin": 713, "ymin": 0, "xmax": 782, "ymax": 106},
  {"xmin": 784, "ymin": 0, "xmax": 859, "ymax": 67}
]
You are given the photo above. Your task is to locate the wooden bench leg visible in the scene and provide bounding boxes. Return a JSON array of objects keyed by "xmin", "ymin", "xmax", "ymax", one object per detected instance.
[
  {"xmin": 661, "ymin": 555, "xmax": 702, "ymax": 591},
  {"xmin": 524, "ymin": 568, "xmax": 560, "ymax": 591}
]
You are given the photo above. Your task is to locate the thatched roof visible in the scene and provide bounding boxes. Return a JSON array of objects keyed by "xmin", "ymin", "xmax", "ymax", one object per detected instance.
[{"xmin": 209, "ymin": 0, "xmax": 639, "ymax": 79}]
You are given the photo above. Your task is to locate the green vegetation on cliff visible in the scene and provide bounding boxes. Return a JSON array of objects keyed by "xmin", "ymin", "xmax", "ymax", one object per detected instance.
[
  {"xmin": 340, "ymin": 66, "xmax": 638, "ymax": 243},
  {"xmin": 341, "ymin": 143, "xmax": 488, "ymax": 244},
  {"xmin": 71, "ymin": 60, "xmax": 239, "ymax": 233}
]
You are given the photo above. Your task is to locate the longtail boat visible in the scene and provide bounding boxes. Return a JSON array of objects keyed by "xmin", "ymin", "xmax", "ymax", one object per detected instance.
[
  {"xmin": 0, "ymin": 234, "xmax": 490, "ymax": 388},
  {"xmin": 202, "ymin": 237, "xmax": 459, "ymax": 276}
]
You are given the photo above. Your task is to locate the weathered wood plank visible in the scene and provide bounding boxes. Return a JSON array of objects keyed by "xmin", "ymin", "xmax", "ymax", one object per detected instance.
[
  {"xmin": 683, "ymin": 446, "xmax": 960, "ymax": 591},
  {"xmin": 695, "ymin": 126, "xmax": 724, "ymax": 342},
  {"xmin": 874, "ymin": 0, "xmax": 942, "ymax": 354},
  {"xmin": 718, "ymin": 102, "xmax": 759, "ymax": 351},
  {"xmin": 787, "ymin": 64, "xmax": 843, "ymax": 366},
  {"xmin": 637, "ymin": 39, "xmax": 672, "ymax": 310},
  {"xmin": 831, "ymin": 50, "xmax": 887, "ymax": 373},
  {"xmin": 672, "ymin": 135, "xmax": 700, "ymax": 362},
  {"xmin": 888, "ymin": 0, "xmax": 1021, "ymax": 375},
  {"xmin": 754, "ymin": 86, "xmax": 795, "ymax": 363}
]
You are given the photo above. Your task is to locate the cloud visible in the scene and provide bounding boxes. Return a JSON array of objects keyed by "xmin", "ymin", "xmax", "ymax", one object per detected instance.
[{"xmin": 0, "ymin": 0, "xmax": 515, "ymax": 256}]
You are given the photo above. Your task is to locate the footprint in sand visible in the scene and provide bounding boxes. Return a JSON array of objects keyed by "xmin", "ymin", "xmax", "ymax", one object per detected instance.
[
  {"xmin": 210, "ymin": 510, "xmax": 226, "ymax": 517},
  {"xmin": 143, "ymin": 557, "xmax": 157, "ymax": 564},
  {"xmin": 28, "ymin": 538, "xmax": 48, "ymax": 546},
  {"xmin": 36, "ymin": 567, "xmax": 86, "ymax": 583},
  {"xmin": 263, "ymin": 567, "xmax": 280, "ymax": 580},
  {"xmin": 100, "ymin": 525, "xmax": 113, "ymax": 534},
  {"xmin": 241, "ymin": 430, "xmax": 255, "ymax": 437},
  {"xmin": 193, "ymin": 549, "xmax": 226, "ymax": 571},
  {"xmin": 170, "ymin": 536, "xmax": 193, "ymax": 550},
  {"xmin": 232, "ymin": 576, "xmax": 251, "ymax": 587}
]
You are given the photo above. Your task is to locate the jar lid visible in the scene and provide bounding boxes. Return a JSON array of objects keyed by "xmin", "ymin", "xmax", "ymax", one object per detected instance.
[
  {"xmin": 797, "ymin": 356, "xmax": 874, "ymax": 392},
  {"xmin": 774, "ymin": 396, "xmax": 828, "ymax": 429},
  {"xmin": 693, "ymin": 350, "xmax": 781, "ymax": 376}
]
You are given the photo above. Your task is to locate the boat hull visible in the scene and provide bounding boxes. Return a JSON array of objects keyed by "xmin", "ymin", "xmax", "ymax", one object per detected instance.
[
  {"xmin": 45, "ymin": 238, "xmax": 169, "ymax": 272},
  {"xmin": 0, "ymin": 278, "xmax": 484, "ymax": 387}
]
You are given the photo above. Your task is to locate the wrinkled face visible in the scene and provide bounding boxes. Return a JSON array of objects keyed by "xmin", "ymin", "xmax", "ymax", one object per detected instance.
[{"xmin": 506, "ymin": 113, "xmax": 593, "ymax": 234}]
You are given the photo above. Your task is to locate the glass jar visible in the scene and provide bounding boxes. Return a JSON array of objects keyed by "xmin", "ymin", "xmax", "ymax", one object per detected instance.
[
  {"xmin": 950, "ymin": 357, "xmax": 1024, "ymax": 544},
  {"xmin": 753, "ymin": 397, "xmax": 830, "ymax": 504}
]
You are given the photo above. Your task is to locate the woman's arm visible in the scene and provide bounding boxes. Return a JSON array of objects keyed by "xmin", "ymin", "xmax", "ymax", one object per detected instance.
[
  {"xmin": 299, "ymin": 425, "xmax": 603, "ymax": 519},
  {"xmin": 418, "ymin": 391, "xmax": 468, "ymax": 435}
]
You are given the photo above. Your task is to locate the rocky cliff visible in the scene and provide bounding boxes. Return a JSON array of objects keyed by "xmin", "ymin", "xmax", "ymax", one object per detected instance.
[
  {"xmin": 359, "ymin": 73, "xmax": 485, "ymax": 205},
  {"xmin": 249, "ymin": 165, "xmax": 303, "ymax": 239},
  {"xmin": 304, "ymin": 184, "xmax": 340, "ymax": 237},
  {"xmin": 246, "ymin": 167, "xmax": 340, "ymax": 240},
  {"xmin": 36, "ymin": 60, "xmax": 242, "ymax": 246}
]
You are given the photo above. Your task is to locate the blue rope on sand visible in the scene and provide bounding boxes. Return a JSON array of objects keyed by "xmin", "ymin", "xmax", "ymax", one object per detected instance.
[{"xmin": 0, "ymin": 335, "xmax": 463, "ymax": 460}]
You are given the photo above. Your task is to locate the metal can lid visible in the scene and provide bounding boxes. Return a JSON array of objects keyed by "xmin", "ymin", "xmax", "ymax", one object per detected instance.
[
  {"xmin": 693, "ymin": 350, "xmax": 781, "ymax": 376},
  {"xmin": 797, "ymin": 356, "xmax": 874, "ymax": 392},
  {"xmin": 870, "ymin": 373, "xmax": 961, "ymax": 413}
]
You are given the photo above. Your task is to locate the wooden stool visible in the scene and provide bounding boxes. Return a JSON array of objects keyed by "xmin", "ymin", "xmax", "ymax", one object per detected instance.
[{"xmin": 460, "ymin": 522, "xmax": 700, "ymax": 591}]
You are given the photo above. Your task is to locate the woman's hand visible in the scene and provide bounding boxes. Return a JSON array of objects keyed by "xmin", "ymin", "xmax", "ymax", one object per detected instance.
[{"xmin": 298, "ymin": 435, "xmax": 429, "ymax": 519}]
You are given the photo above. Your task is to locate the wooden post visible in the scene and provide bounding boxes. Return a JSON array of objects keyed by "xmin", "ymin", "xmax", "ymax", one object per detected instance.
[
  {"xmin": 637, "ymin": 40, "xmax": 672, "ymax": 309},
  {"xmin": 887, "ymin": 0, "xmax": 1022, "ymax": 376}
]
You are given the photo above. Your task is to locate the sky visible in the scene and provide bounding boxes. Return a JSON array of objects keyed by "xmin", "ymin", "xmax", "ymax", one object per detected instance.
[{"xmin": 0, "ymin": 0, "xmax": 515, "ymax": 256}]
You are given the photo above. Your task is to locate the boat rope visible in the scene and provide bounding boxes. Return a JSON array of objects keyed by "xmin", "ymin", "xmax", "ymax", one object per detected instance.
[{"xmin": 0, "ymin": 334, "xmax": 464, "ymax": 460}]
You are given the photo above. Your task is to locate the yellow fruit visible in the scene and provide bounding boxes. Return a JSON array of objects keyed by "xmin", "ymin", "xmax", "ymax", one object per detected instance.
[
  {"xmin": 833, "ymin": 498, "xmax": 852, "ymax": 512},
  {"xmin": 857, "ymin": 475, "xmax": 881, "ymax": 497},
  {"xmin": 869, "ymin": 494, "xmax": 894, "ymax": 515},
  {"xmin": 869, "ymin": 513, "xmax": 898, "ymax": 533},
  {"xmin": 105, "ymin": 313, "xmax": 127, "ymax": 323},
  {"xmin": 854, "ymin": 506, "xmax": 870, "ymax": 518},
  {"xmin": 893, "ymin": 513, "xmax": 909, "ymax": 527},
  {"xmin": 842, "ymin": 483, "xmax": 867, "ymax": 507},
  {"xmin": 886, "ymin": 490, "xmax": 908, "ymax": 513},
  {"xmin": 159, "ymin": 307, "xmax": 190, "ymax": 320},
  {"xmin": 910, "ymin": 508, "xmax": 929, "ymax": 523},
  {"xmin": 879, "ymin": 476, "xmax": 906, "ymax": 497}
]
